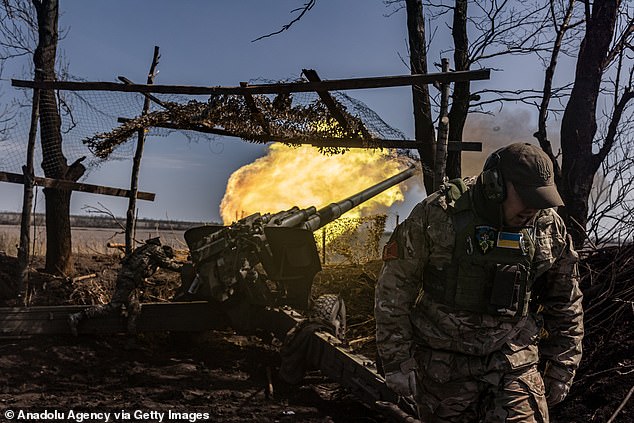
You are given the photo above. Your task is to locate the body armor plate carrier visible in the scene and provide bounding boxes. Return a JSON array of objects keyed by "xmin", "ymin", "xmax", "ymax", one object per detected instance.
[{"xmin": 422, "ymin": 181, "xmax": 536, "ymax": 320}]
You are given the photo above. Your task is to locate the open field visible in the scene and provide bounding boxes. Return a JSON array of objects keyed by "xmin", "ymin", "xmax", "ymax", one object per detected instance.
[
  {"xmin": 0, "ymin": 221, "xmax": 391, "ymax": 265},
  {"xmin": 0, "ymin": 224, "xmax": 188, "ymax": 256}
]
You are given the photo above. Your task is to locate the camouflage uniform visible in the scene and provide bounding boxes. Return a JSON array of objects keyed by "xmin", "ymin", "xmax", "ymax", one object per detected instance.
[
  {"xmin": 375, "ymin": 173, "xmax": 583, "ymax": 422},
  {"xmin": 70, "ymin": 239, "xmax": 181, "ymax": 335}
]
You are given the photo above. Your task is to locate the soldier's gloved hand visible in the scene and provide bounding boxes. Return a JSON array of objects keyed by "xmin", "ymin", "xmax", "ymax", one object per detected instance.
[
  {"xmin": 544, "ymin": 377, "xmax": 569, "ymax": 406},
  {"xmin": 543, "ymin": 361, "xmax": 574, "ymax": 406},
  {"xmin": 384, "ymin": 358, "xmax": 418, "ymax": 398}
]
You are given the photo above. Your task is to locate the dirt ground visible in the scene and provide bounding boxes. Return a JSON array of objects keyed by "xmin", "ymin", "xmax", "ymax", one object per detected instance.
[
  {"xmin": 0, "ymin": 332, "xmax": 379, "ymax": 423},
  {"xmin": 0, "ymin": 251, "xmax": 632, "ymax": 423},
  {"xmin": 0, "ymin": 253, "xmax": 389, "ymax": 423}
]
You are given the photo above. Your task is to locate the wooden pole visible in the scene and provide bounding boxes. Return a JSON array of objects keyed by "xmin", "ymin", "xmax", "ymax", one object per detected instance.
[
  {"xmin": 434, "ymin": 59, "xmax": 451, "ymax": 191},
  {"xmin": 133, "ymin": 207, "xmax": 139, "ymax": 252},
  {"xmin": 302, "ymin": 69, "xmax": 372, "ymax": 138},
  {"xmin": 116, "ymin": 118, "xmax": 482, "ymax": 152},
  {"xmin": 17, "ymin": 88, "xmax": 41, "ymax": 301},
  {"xmin": 12, "ymin": 69, "xmax": 491, "ymax": 95},
  {"xmin": 322, "ymin": 227, "xmax": 326, "ymax": 265},
  {"xmin": 240, "ymin": 82, "xmax": 271, "ymax": 134},
  {"xmin": 0, "ymin": 171, "xmax": 155, "ymax": 200},
  {"xmin": 125, "ymin": 46, "xmax": 160, "ymax": 255}
]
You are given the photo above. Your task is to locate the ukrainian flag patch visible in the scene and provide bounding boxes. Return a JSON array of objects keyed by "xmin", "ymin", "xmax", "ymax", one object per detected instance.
[{"xmin": 497, "ymin": 231, "xmax": 522, "ymax": 249}]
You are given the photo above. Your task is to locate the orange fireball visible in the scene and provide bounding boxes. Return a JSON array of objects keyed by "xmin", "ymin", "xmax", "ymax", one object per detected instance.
[{"xmin": 220, "ymin": 143, "xmax": 413, "ymax": 225}]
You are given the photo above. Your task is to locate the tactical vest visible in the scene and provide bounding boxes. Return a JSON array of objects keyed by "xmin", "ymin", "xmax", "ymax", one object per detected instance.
[{"xmin": 422, "ymin": 181, "xmax": 536, "ymax": 320}]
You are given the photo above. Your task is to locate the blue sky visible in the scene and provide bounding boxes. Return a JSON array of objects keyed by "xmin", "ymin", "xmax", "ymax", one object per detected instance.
[{"xmin": 0, "ymin": 1, "xmax": 566, "ymax": 225}]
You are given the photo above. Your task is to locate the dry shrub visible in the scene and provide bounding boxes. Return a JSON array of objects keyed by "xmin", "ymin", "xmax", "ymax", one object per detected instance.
[
  {"xmin": 69, "ymin": 270, "xmax": 116, "ymax": 305},
  {"xmin": 316, "ymin": 214, "xmax": 387, "ymax": 265},
  {"xmin": 0, "ymin": 232, "xmax": 19, "ymax": 256}
]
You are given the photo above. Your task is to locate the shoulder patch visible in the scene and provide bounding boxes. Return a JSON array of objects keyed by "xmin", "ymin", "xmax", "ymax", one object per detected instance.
[{"xmin": 382, "ymin": 240, "xmax": 399, "ymax": 261}]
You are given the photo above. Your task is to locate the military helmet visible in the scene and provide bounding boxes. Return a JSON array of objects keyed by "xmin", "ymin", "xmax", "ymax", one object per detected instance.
[
  {"xmin": 481, "ymin": 142, "xmax": 564, "ymax": 208},
  {"xmin": 146, "ymin": 237, "xmax": 162, "ymax": 246},
  {"xmin": 162, "ymin": 245, "xmax": 175, "ymax": 258},
  {"xmin": 497, "ymin": 143, "xmax": 563, "ymax": 208}
]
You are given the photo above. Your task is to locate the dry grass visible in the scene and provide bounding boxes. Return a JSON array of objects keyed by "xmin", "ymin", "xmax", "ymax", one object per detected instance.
[
  {"xmin": 0, "ymin": 224, "xmax": 187, "ymax": 257},
  {"xmin": 0, "ymin": 231, "xmax": 19, "ymax": 256}
]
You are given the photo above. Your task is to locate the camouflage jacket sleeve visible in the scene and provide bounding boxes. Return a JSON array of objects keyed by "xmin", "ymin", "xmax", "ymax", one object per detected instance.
[
  {"xmin": 534, "ymin": 211, "xmax": 584, "ymax": 376},
  {"xmin": 375, "ymin": 202, "xmax": 427, "ymax": 370},
  {"xmin": 150, "ymin": 245, "xmax": 182, "ymax": 272}
]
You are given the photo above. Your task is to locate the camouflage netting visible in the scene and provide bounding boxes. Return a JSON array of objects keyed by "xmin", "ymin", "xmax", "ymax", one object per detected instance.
[
  {"xmin": 83, "ymin": 90, "xmax": 403, "ymax": 159},
  {"xmin": 1, "ymin": 77, "xmax": 406, "ymax": 178}
]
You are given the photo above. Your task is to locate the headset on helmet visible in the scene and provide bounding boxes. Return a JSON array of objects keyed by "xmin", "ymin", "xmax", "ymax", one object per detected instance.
[{"xmin": 481, "ymin": 148, "xmax": 506, "ymax": 202}]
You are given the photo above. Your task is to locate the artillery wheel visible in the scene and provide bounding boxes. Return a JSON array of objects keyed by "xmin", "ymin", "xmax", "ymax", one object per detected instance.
[{"xmin": 311, "ymin": 294, "xmax": 346, "ymax": 341}]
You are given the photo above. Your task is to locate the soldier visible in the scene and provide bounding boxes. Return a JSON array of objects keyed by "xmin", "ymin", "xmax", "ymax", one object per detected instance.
[
  {"xmin": 69, "ymin": 237, "xmax": 182, "ymax": 336},
  {"xmin": 375, "ymin": 143, "xmax": 583, "ymax": 422}
]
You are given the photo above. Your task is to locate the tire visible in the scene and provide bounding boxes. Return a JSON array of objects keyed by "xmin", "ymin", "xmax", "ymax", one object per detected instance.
[{"xmin": 311, "ymin": 294, "xmax": 346, "ymax": 341}]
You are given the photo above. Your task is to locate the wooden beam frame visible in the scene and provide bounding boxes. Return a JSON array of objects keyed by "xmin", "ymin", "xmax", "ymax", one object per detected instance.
[
  {"xmin": 118, "ymin": 75, "xmax": 170, "ymax": 109},
  {"xmin": 12, "ymin": 69, "xmax": 490, "ymax": 95},
  {"xmin": 302, "ymin": 69, "xmax": 356, "ymax": 136},
  {"xmin": 0, "ymin": 171, "xmax": 155, "ymax": 201},
  {"xmin": 0, "ymin": 302, "xmax": 223, "ymax": 336},
  {"xmin": 117, "ymin": 118, "xmax": 481, "ymax": 152},
  {"xmin": 310, "ymin": 140, "xmax": 482, "ymax": 151}
]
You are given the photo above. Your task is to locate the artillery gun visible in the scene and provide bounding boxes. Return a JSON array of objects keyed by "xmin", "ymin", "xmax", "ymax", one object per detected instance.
[
  {"xmin": 177, "ymin": 165, "xmax": 421, "ymax": 421},
  {"xmin": 178, "ymin": 164, "xmax": 417, "ymax": 328}
]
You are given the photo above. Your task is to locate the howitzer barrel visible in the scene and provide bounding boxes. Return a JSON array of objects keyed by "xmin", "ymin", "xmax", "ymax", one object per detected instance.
[
  {"xmin": 270, "ymin": 206, "xmax": 317, "ymax": 228},
  {"xmin": 303, "ymin": 165, "xmax": 418, "ymax": 232}
]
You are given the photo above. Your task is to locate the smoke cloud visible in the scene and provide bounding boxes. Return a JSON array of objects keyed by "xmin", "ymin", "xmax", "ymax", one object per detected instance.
[{"xmin": 461, "ymin": 108, "xmax": 561, "ymax": 176}]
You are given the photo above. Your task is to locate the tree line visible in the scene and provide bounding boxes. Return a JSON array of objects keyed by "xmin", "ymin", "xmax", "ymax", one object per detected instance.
[{"xmin": 0, "ymin": 211, "xmax": 208, "ymax": 231}]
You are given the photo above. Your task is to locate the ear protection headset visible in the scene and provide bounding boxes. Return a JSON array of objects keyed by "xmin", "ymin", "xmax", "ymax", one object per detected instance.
[{"xmin": 481, "ymin": 148, "xmax": 506, "ymax": 202}]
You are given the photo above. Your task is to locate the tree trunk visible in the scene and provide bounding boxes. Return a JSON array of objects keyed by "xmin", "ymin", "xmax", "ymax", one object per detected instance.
[
  {"xmin": 559, "ymin": 0, "xmax": 619, "ymax": 248},
  {"xmin": 447, "ymin": 0, "xmax": 469, "ymax": 180},
  {"xmin": 434, "ymin": 58, "xmax": 450, "ymax": 190},
  {"xmin": 406, "ymin": 0, "xmax": 436, "ymax": 194},
  {"xmin": 126, "ymin": 46, "xmax": 160, "ymax": 255},
  {"xmin": 32, "ymin": 0, "xmax": 84, "ymax": 275}
]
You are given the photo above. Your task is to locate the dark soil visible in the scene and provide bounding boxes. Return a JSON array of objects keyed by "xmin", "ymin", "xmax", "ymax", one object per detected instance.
[
  {"xmin": 0, "ymin": 332, "xmax": 378, "ymax": 423},
  {"xmin": 0, "ymin": 253, "xmax": 384, "ymax": 423},
  {"xmin": 0, "ymin": 249, "xmax": 632, "ymax": 423}
]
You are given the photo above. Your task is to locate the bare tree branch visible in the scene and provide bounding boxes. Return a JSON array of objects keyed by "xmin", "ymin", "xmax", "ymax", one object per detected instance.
[
  {"xmin": 0, "ymin": 0, "xmax": 37, "ymax": 59},
  {"xmin": 534, "ymin": 0, "xmax": 577, "ymax": 182},
  {"xmin": 383, "ymin": 0, "xmax": 408, "ymax": 17},
  {"xmin": 604, "ymin": 15, "xmax": 634, "ymax": 68},
  {"xmin": 595, "ymin": 85, "xmax": 634, "ymax": 166},
  {"xmin": 252, "ymin": 0, "xmax": 316, "ymax": 42}
]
